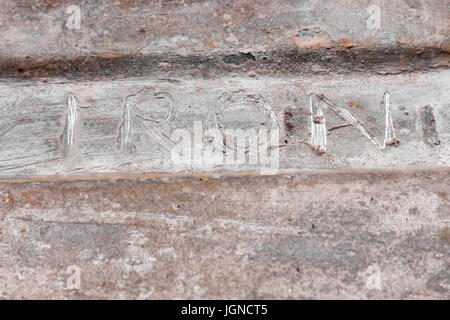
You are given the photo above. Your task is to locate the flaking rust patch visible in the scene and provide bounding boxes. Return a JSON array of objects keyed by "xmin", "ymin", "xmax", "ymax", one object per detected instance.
[{"xmin": 283, "ymin": 109, "xmax": 295, "ymax": 133}]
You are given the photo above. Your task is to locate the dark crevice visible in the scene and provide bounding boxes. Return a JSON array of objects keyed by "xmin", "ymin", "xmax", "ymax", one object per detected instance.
[
  {"xmin": 222, "ymin": 52, "xmax": 256, "ymax": 65},
  {"xmin": 420, "ymin": 106, "xmax": 441, "ymax": 146},
  {"xmin": 0, "ymin": 47, "xmax": 447, "ymax": 80}
]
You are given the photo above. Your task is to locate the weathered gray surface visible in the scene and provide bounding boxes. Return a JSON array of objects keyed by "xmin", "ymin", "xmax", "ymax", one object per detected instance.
[
  {"xmin": 0, "ymin": 70, "xmax": 449, "ymax": 178},
  {"xmin": 0, "ymin": 169, "xmax": 449, "ymax": 299}
]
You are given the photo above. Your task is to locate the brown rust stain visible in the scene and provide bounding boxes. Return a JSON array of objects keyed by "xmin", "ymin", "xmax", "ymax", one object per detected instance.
[
  {"xmin": 283, "ymin": 110, "xmax": 295, "ymax": 132},
  {"xmin": 293, "ymin": 36, "xmax": 330, "ymax": 49},
  {"xmin": 261, "ymin": 28, "xmax": 275, "ymax": 35},
  {"xmin": 13, "ymin": 0, "xmax": 68, "ymax": 10},
  {"xmin": 434, "ymin": 191, "xmax": 447, "ymax": 199},
  {"xmin": 439, "ymin": 227, "xmax": 450, "ymax": 244},
  {"xmin": 336, "ymin": 39, "xmax": 354, "ymax": 48},
  {"xmin": 441, "ymin": 39, "xmax": 450, "ymax": 53},
  {"xmin": 348, "ymin": 101, "xmax": 364, "ymax": 110}
]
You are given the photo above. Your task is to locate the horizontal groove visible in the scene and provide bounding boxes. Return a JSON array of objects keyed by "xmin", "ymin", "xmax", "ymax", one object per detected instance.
[
  {"xmin": 0, "ymin": 46, "xmax": 448, "ymax": 80},
  {"xmin": 0, "ymin": 166, "xmax": 448, "ymax": 185}
]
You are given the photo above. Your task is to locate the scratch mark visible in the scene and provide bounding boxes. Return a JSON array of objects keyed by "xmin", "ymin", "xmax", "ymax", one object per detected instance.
[
  {"xmin": 209, "ymin": 91, "xmax": 278, "ymax": 156},
  {"xmin": 317, "ymin": 94, "xmax": 383, "ymax": 152},
  {"xmin": 138, "ymin": 119, "xmax": 174, "ymax": 151},
  {"xmin": 118, "ymin": 96, "xmax": 139, "ymax": 154},
  {"xmin": 328, "ymin": 123, "xmax": 352, "ymax": 132},
  {"xmin": 383, "ymin": 91, "xmax": 399, "ymax": 148},
  {"xmin": 0, "ymin": 153, "xmax": 58, "ymax": 164},
  {"xmin": 60, "ymin": 94, "xmax": 80, "ymax": 158},
  {"xmin": 0, "ymin": 122, "xmax": 15, "ymax": 137},
  {"xmin": 0, "ymin": 117, "xmax": 32, "ymax": 138},
  {"xmin": 118, "ymin": 87, "xmax": 174, "ymax": 154},
  {"xmin": 309, "ymin": 95, "xmax": 327, "ymax": 153},
  {"xmin": 11, "ymin": 215, "xmax": 302, "ymax": 236},
  {"xmin": 0, "ymin": 158, "xmax": 59, "ymax": 172}
]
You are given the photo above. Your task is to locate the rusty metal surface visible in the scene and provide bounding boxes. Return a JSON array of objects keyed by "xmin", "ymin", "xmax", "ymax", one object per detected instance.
[
  {"xmin": 0, "ymin": 71, "xmax": 449, "ymax": 178},
  {"xmin": 1, "ymin": 0, "xmax": 449, "ymax": 58},
  {"xmin": 0, "ymin": 0, "xmax": 448, "ymax": 79},
  {"xmin": 0, "ymin": 168, "xmax": 449, "ymax": 299},
  {"xmin": 0, "ymin": 0, "xmax": 449, "ymax": 300}
]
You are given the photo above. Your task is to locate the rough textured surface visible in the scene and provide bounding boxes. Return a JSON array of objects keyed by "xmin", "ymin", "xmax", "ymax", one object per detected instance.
[
  {"xmin": 1, "ymin": 0, "xmax": 449, "ymax": 79},
  {"xmin": 0, "ymin": 169, "xmax": 449, "ymax": 299},
  {"xmin": 0, "ymin": 0, "xmax": 449, "ymax": 300},
  {"xmin": 0, "ymin": 47, "xmax": 448, "ymax": 79},
  {"xmin": 0, "ymin": 70, "xmax": 449, "ymax": 178},
  {"xmin": 1, "ymin": 0, "xmax": 448, "ymax": 59}
]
